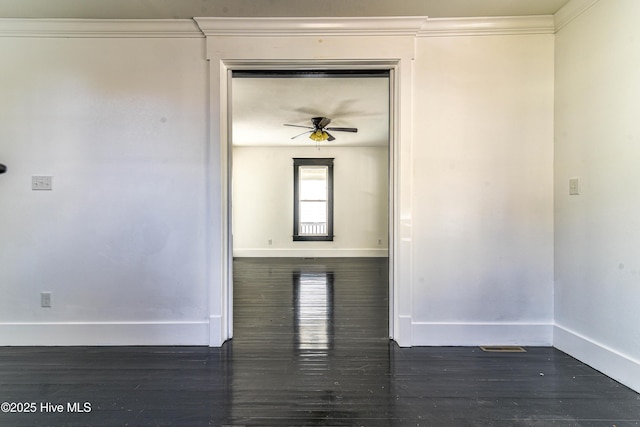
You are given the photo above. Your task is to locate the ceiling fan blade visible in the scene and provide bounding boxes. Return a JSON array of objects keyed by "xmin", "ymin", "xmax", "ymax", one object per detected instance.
[
  {"xmin": 284, "ymin": 123, "xmax": 314, "ymax": 129},
  {"xmin": 326, "ymin": 126, "xmax": 358, "ymax": 133},
  {"xmin": 318, "ymin": 117, "xmax": 332, "ymax": 129},
  {"xmin": 325, "ymin": 131, "xmax": 336, "ymax": 142},
  {"xmin": 291, "ymin": 130, "xmax": 312, "ymax": 139}
]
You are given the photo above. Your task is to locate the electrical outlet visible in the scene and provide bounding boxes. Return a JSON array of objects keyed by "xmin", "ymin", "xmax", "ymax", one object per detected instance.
[
  {"xmin": 41, "ymin": 292, "xmax": 52, "ymax": 308},
  {"xmin": 32, "ymin": 176, "xmax": 53, "ymax": 190},
  {"xmin": 268, "ymin": 239, "xmax": 273, "ymax": 245}
]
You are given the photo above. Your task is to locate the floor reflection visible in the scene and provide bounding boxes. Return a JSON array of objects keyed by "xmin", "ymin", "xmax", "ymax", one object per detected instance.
[
  {"xmin": 293, "ymin": 271, "xmax": 334, "ymax": 351},
  {"xmin": 231, "ymin": 257, "xmax": 392, "ymax": 425}
]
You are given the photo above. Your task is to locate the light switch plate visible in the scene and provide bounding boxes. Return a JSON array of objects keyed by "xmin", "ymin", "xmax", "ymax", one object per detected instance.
[
  {"xmin": 569, "ymin": 177, "xmax": 580, "ymax": 195},
  {"xmin": 32, "ymin": 176, "xmax": 52, "ymax": 190},
  {"xmin": 41, "ymin": 292, "xmax": 52, "ymax": 308}
]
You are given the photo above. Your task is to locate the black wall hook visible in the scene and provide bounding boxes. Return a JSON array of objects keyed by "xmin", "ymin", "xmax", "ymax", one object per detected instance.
[{"xmin": 0, "ymin": 164, "xmax": 6, "ymax": 174}]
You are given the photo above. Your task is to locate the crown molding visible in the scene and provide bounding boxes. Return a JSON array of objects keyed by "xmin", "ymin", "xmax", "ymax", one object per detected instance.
[
  {"xmin": 0, "ymin": 19, "xmax": 203, "ymax": 38},
  {"xmin": 418, "ymin": 15, "xmax": 555, "ymax": 37},
  {"xmin": 0, "ymin": 8, "xmax": 596, "ymax": 39},
  {"xmin": 193, "ymin": 17, "xmax": 428, "ymax": 37},
  {"xmin": 554, "ymin": 0, "xmax": 600, "ymax": 32}
]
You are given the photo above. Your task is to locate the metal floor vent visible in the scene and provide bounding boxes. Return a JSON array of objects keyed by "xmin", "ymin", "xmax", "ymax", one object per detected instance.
[{"xmin": 480, "ymin": 346, "xmax": 526, "ymax": 353}]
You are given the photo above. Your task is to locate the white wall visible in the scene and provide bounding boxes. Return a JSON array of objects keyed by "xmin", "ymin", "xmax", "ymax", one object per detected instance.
[
  {"xmin": 554, "ymin": 0, "xmax": 640, "ymax": 392},
  {"xmin": 0, "ymin": 34, "xmax": 210, "ymax": 344},
  {"xmin": 411, "ymin": 33, "xmax": 555, "ymax": 345},
  {"xmin": 232, "ymin": 146, "xmax": 389, "ymax": 257}
]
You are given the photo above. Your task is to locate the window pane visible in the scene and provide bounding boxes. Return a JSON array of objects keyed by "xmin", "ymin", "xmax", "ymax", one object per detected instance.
[
  {"xmin": 299, "ymin": 166, "xmax": 327, "ymax": 201},
  {"xmin": 300, "ymin": 201, "xmax": 327, "ymax": 223}
]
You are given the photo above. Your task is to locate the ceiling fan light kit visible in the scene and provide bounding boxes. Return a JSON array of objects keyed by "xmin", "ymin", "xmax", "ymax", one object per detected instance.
[{"xmin": 310, "ymin": 130, "xmax": 330, "ymax": 142}]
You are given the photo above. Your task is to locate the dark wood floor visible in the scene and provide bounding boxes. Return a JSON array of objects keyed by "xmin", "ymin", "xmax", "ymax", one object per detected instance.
[{"xmin": 1, "ymin": 257, "xmax": 639, "ymax": 426}]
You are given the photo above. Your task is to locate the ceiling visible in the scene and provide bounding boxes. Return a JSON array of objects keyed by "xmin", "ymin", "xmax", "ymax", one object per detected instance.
[
  {"xmin": 0, "ymin": 0, "xmax": 571, "ymax": 19},
  {"xmin": 232, "ymin": 74, "xmax": 390, "ymax": 148}
]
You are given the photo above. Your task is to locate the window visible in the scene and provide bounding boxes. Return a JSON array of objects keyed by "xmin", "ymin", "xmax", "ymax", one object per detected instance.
[{"xmin": 293, "ymin": 158, "xmax": 334, "ymax": 241}]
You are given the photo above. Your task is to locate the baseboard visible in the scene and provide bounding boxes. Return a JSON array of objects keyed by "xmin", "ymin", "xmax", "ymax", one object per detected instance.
[
  {"xmin": 554, "ymin": 324, "xmax": 640, "ymax": 393},
  {"xmin": 0, "ymin": 321, "xmax": 210, "ymax": 346},
  {"xmin": 208, "ymin": 315, "xmax": 225, "ymax": 347},
  {"xmin": 411, "ymin": 322, "xmax": 554, "ymax": 346},
  {"xmin": 395, "ymin": 315, "xmax": 413, "ymax": 347},
  {"xmin": 233, "ymin": 248, "xmax": 389, "ymax": 258}
]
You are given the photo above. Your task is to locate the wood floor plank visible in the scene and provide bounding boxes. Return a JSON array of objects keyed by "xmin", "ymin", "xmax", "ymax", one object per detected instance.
[{"xmin": 0, "ymin": 257, "xmax": 638, "ymax": 426}]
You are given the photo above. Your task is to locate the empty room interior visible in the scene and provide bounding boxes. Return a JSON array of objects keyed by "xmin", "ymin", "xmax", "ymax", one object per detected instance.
[{"xmin": 1, "ymin": 0, "xmax": 640, "ymax": 425}]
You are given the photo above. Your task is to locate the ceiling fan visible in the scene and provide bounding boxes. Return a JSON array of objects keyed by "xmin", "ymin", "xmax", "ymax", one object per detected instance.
[{"xmin": 284, "ymin": 117, "xmax": 357, "ymax": 142}]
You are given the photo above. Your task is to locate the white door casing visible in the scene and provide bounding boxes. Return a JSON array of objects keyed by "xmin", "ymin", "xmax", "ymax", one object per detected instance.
[{"xmin": 194, "ymin": 17, "xmax": 424, "ymax": 347}]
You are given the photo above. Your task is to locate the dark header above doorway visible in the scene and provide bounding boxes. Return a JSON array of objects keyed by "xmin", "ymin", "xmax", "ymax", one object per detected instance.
[{"xmin": 232, "ymin": 69, "xmax": 390, "ymax": 78}]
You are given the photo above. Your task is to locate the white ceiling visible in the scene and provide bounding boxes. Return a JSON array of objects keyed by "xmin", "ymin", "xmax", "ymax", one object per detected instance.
[
  {"xmin": 232, "ymin": 75, "xmax": 389, "ymax": 148},
  {"xmin": 0, "ymin": 0, "xmax": 571, "ymax": 19}
]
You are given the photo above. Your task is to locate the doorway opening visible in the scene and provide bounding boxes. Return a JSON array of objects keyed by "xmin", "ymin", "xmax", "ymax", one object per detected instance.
[{"xmin": 225, "ymin": 64, "xmax": 397, "ymax": 343}]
